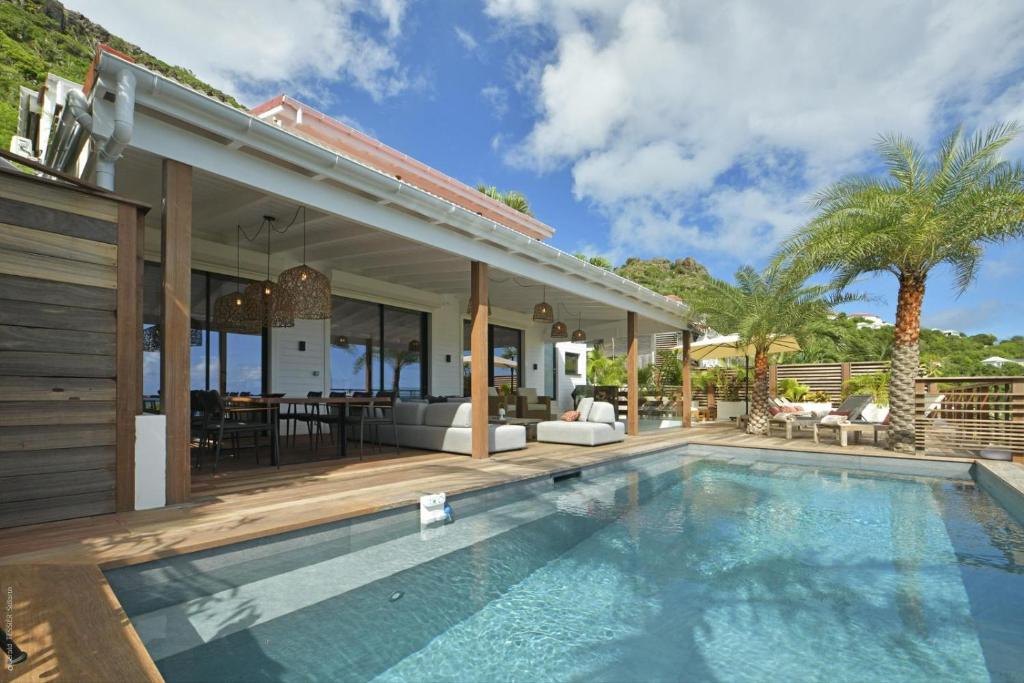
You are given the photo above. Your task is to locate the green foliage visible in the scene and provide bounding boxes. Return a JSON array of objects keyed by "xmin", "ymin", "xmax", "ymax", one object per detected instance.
[
  {"xmin": 685, "ymin": 264, "xmax": 860, "ymax": 361},
  {"xmin": 571, "ymin": 252, "xmax": 613, "ymax": 269},
  {"xmin": 780, "ymin": 123, "xmax": 1024, "ymax": 296},
  {"xmin": 654, "ymin": 349, "xmax": 682, "ymax": 388},
  {"xmin": 613, "ymin": 256, "xmax": 708, "ymax": 297},
  {"xmin": 805, "ymin": 390, "xmax": 830, "ymax": 402},
  {"xmin": 693, "ymin": 366, "xmax": 745, "ymax": 401},
  {"xmin": 637, "ymin": 363, "xmax": 655, "ymax": 391},
  {"xmin": 0, "ymin": 0, "xmax": 241, "ymax": 145},
  {"xmin": 776, "ymin": 377, "xmax": 810, "ymax": 401},
  {"xmin": 842, "ymin": 372, "xmax": 890, "ymax": 405},
  {"xmin": 476, "ymin": 184, "xmax": 534, "ymax": 216},
  {"xmin": 587, "ymin": 344, "xmax": 626, "ymax": 385}
]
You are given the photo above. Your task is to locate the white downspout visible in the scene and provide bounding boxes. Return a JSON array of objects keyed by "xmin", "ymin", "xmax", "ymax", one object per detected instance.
[{"xmin": 95, "ymin": 70, "xmax": 136, "ymax": 191}]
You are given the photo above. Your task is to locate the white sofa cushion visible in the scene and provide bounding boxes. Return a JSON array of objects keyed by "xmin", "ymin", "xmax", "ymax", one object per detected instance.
[
  {"xmin": 576, "ymin": 397, "xmax": 595, "ymax": 421},
  {"xmin": 394, "ymin": 400, "xmax": 427, "ymax": 425},
  {"xmin": 536, "ymin": 420, "xmax": 625, "ymax": 447},
  {"xmin": 587, "ymin": 401, "xmax": 617, "ymax": 424},
  {"xmin": 381, "ymin": 423, "xmax": 526, "ymax": 454},
  {"xmin": 423, "ymin": 402, "xmax": 472, "ymax": 428}
]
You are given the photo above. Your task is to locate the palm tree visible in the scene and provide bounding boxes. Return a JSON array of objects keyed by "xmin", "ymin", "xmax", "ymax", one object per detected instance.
[
  {"xmin": 685, "ymin": 265, "xmax": 857, "ymax": 435},
  {"xmin": 777, "ymin": 123, "xmax": 1024, "ymax": 451},
  {"xmin": 476, "ymin": 184, "xmax": 534, "ymax": 216}
]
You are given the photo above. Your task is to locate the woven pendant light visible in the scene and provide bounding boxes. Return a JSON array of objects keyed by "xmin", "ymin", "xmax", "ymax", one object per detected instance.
[
  {"xmin": 550, "ymin": 321, "xmax": 568, "ymax": 339},
  {"xmin": 532, "ymin": 285, "xmax": 554, "ymax": 323},
  {"xmin": 214, "ymin": 226, "xmax": 261, "ymax": 334},
  {"xmin": 241, "ymin": 216, "xmax": 295, "ymax": 328},
  {"xmin": 277, "ymin": 207, "xmax": 331, "ymax": 319},
  {"xmin": 571, "ymin": 313, "xmax": 586, "ymax": 342}
]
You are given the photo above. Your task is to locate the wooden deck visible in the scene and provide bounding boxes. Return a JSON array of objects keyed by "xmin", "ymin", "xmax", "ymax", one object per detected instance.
[{"xmin": 0, "ymin": 424, "xmax": 998, "ymax": 683}]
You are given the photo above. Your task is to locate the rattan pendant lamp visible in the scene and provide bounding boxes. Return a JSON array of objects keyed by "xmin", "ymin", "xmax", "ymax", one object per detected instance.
[
  {"xmin": 571, "ymin": 312, "xmax": 587, "ymax": 342},
  {"xmin": 213, "ymin": 225, "xmax": 260, "ymax": 334},
  {"xmin": 532, "ymin": 285, "xmax": 554, "ymax": 323},
  {"xmin": 242, "ymin": 216, "xmax": 295, "ymax": 328},
  {"xmin": 277, "ymin": 206, "xmax": 331, "ymax": 319}
]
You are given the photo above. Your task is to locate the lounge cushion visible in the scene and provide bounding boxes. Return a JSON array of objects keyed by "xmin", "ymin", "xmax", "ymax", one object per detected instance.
[
  {"xmin": 536, "ymin": 419, "xmax": 625, "ymax": 446},
  {"xmin": 378, "ymin": 423, "xmax": 526, "ymax": 454},
  {"xmin": 576, "ymin": 397, "xmax": 595, "ymax": 421},
  {"xmin": 394, "ymin": 400, "xmax": 427, "ymax": 425},
  {"xmin": 423, "ymin": 402, "xmax": 472, "ymax": 428},
  {"xmin": 587, "ymin": 401, "xmax": 617, "ymax": 424}
]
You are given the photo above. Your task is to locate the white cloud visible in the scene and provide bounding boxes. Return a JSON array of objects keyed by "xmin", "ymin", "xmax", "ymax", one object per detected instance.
[
  {"xmin": 64, "ymin": 0, "xmax": 413, "ymax": 104},
  {"xmin": 454, "ymin": 25, "xmax": 479, "ymax": 51},
  {"xmin": 486, "ymin": 0, "xmax": 1024, "ymax": 260},
  {"xmin": 480, "ymin": 85, "xmax": 509, "ymax": 118}
]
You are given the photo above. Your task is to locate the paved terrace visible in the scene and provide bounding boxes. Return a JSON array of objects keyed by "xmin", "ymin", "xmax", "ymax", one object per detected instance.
[{"xmin": 3, "ymin": 425, "xmax": 1020, "ymax": 683}]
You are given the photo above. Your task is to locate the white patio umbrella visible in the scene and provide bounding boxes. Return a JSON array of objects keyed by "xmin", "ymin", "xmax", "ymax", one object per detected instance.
[{"xmin": 674, "ymin": 333, "xmax": 800, "ymax": 412}]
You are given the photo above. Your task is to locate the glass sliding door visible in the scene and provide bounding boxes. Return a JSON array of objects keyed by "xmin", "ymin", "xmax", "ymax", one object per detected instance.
[
  {"xmin": 381, "ymin": 306, "xmax": 426, "ymax": 398},
  {"xmin": 330, "ymin": 296, "xmax": 428, "ymax": 397},
  {"xmin": 462, "ymin": 321, "xmax": 523, "ymax": 395},
  {"xmin": 330, "ymin": 297, "xmax": 379, "ymax": 394}
]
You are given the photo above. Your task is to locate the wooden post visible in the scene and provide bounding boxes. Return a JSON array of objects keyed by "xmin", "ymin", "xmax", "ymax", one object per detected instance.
[
  {"xmin": 161, "ymin": 159, "xmax": 192, "ymax": 504},
  {"xmin": 681, "ymin": 329, "xmax": 692, "ymax": 428},
  {"xmin": 115, "ymin": 204, "xmax": 144, "ymax": 512},
  {"xmin": 470, "ymin": 262, "xmax": 489, "ymax": 459},
  {"xmin": 769, "ymin": 364, "xmax": 778, "ymax": 398},
  {"xmin": 627, "ymin": 312, "xmax": 639, "ymax": 436}
]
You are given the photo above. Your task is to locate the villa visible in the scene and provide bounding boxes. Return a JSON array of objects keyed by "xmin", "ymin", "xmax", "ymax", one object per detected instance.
[{"xmin": 2, "ymin": 44, "xmax": 1023, "ymax": 683}]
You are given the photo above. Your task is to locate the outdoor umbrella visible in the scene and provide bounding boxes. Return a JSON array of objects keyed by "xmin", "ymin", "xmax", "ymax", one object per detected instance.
[{"xmin": 674, "ymin": 333, "xmax": 801, "ymax": 413}]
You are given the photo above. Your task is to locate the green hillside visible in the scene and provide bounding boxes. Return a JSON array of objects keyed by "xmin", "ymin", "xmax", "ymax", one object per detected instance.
[{"xmin": 0, "ymin": 0, "xmax": 240, "ymax": 146}]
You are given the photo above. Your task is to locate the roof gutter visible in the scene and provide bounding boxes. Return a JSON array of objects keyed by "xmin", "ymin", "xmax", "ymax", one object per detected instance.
[{"xmin": 89, "ymin": 51, "xmax": 690, "ymax": 324}]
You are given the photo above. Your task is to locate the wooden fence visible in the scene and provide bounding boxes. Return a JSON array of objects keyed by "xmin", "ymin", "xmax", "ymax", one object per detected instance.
[
  {"xmin": 915, "ymin": 376, "xmax": 1024, "ymax": 459},
  {"xmin": 0, "ymin": 168, "xmax": 146, "ymax": 528}
]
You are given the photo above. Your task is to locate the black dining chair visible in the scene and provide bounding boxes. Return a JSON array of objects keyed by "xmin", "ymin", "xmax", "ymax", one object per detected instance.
[
  {"xmin": 284, "ymin": 391, "xmax": 324, "ymax": 451},
  {"xmin": 203, "ymin": 390, "xmax": 271, "ymax": 470},
  {"xmin": 317, "ymin": 391, "xmax": 348, "ymax": 445}
]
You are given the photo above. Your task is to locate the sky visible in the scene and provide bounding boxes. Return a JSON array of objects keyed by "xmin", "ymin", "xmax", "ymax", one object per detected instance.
[{"xmin": 66, "ymin": 0, "xmax": 1024, "ymax": 338}]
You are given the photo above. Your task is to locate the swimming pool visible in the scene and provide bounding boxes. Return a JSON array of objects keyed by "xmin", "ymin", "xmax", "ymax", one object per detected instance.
[{"xmin": 107, "ymin": 446, "xmax": 1024, "ymax": 682}]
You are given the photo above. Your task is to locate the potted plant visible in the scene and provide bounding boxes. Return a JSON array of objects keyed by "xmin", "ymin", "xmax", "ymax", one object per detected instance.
[{"xmin": 715, "ymin": 369, "xmax": 747, "ymax": 423}]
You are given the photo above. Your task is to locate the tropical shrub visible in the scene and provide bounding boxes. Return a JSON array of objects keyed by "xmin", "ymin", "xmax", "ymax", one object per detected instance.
[
  {"xmin": 777, "ymin": 378, "xmax": 810, "ymax": 401},
  {"xmin": 842, "ymin": 372, "xmax": 890, "ymax": 405}
]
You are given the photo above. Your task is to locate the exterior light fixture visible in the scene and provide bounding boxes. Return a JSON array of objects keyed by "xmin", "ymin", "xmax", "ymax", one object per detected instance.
[
  {"xmin": 550, "ymin": 321, "xmax": 568, "ymax": 339},
  {"xmin": 408, "ymin": 339, "xmax": 422, "ymax": 353},
  {"xmin": 532, "ymin": 285, "xmax": 554, "ymax": 323},
  {"xmin": 336, "ymin": 335, "xmax": 349, "ymax": 347},
  {"xmin": 277, "ymin": 206, "xmax": 332, "ymax": 319},
  {"xmin": 213, "ymin": 225, "xmax": 260, "ymax": 334},
  {"xmin": 571, "ymin": 313, "xmax": 586, "ymax": 342},
  {"xmin": 243, "ymin": 216, "xmax": 295, "ymax": 328}
]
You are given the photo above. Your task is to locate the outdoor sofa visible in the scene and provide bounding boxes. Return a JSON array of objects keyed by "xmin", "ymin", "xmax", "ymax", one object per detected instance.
[
  {"xmin": 536, "ymin": 398, "xmax": 625, "ymax": 447},
  {"xmin": 379, "ymin": 400, "xmax": 527, "ymax": 455}
]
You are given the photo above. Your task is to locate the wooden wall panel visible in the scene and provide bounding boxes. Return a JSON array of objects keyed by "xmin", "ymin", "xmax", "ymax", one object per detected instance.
[{"xmin": 0, "ymin": 170, "xmax": 145, "ymax": 528}]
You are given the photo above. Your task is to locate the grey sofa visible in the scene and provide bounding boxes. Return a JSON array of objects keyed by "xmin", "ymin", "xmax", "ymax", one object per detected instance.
[
  {"xmin": 379, "ymin": 400, "xmax": 526, "ymax": 455},
  {"xmin": 536, "ymin": 398, "xmax": 625, "ymax": 447}
]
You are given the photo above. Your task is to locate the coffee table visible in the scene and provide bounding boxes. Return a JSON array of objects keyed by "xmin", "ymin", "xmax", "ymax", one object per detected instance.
[{"xmin": 489, "ymin": 417, "xmax": 543, "ymax": 442}]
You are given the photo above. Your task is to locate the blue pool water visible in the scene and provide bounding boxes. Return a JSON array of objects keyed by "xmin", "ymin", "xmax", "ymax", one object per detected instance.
[{"xmin": 107, "ymin": 449, "xmax": 1024, "ymax": 682}]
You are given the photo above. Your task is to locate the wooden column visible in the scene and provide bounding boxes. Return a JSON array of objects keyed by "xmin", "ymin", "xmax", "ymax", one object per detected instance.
[
  {"xmin": 161, "ymin": 159, "xmax": 192, "ymax": 504},
  {"xmin": 470, "ymin": 262, "xmax": 489, "ymax": 458},
  {"xmin": 626, "ymin": 311, "xmax": 639, "ymax": 436},
  {"xmin": 115, "ymin": 204, "xmax": 144, "ymax": 512},
  {"xmin": 681, "ymin": 329, "xmax": 692, "ymax": 428}
]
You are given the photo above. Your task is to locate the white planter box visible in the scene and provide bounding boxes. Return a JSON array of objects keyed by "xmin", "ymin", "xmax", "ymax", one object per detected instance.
[
  {"xmin": 716, "ymin": 401, "xmax": 746, "ymax": 422},
  {"xmin": 135, "ymin": 414, "xmax": 166, "ymax": 510}
]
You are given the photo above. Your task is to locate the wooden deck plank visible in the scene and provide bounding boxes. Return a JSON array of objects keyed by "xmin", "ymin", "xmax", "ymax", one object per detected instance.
[{"xmin": 2, "ymin": 565, "xmax": 162, "ymax": 683}]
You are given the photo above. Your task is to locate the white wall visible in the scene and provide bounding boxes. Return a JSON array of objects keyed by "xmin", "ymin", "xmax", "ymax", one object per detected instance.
[
  {"xmin": 430, "ymin": 295, "xmax": 462, "ymax": 396},
  {"xmin": 270, "ymin": 319, "xmax": 329, "ymax": 396},
  {"xmin": 555, "ymin": 341, "xmax": 588, "ymax": 412}
]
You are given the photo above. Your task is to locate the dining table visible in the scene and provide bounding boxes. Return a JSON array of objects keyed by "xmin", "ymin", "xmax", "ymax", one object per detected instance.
[{"xmin": 228, "ymin": 394, "xmax": 391, "ymax": 465}]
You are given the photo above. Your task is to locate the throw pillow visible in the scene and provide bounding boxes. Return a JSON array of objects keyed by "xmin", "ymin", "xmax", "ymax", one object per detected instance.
[
  {"xmin": 560, "ymin": 410, "xmax": 580, "ymax": 422},
  {"xmin": 769, "ymin": 405, "xmax": 781, "ymax": 416},
  {"xmin": 780, "ymin": 405, "xmax": 801, "ymax": 413}
]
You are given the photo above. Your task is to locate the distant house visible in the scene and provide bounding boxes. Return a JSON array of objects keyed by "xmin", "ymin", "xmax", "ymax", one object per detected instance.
[
  {"xmin": 849, "ymin": 313, "xmax": 891, "ymax": 330},
  {"xmin": 980, "ymin": 356, "xmax": 1024, "ymax": 368},
  {"xmin": 931, "ymin": 328, "xmax": 964, "ymax": 337}
]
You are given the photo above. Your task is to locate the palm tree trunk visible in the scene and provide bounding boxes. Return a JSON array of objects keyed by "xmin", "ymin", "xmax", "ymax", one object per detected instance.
[
  {"xmin": 889, "ymin": 272, "xmax": 926, "ymax": 452},
  {"xmin": 747, "ymin": 351, "xmax": 771, "ymax": 435}
]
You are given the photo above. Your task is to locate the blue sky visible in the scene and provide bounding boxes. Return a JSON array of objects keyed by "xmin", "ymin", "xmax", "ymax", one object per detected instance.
[{"xmin": 70, "ymin": 0, "xmax": 1024, "ymax": 338}]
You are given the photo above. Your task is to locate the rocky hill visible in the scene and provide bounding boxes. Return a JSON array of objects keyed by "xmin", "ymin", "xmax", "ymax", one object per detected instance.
[{"xmin": 0, "ymin": 0, "xmax": 240, "ymax": 144}]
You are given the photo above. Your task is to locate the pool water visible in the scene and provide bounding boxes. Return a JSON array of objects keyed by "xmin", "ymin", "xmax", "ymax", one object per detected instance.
[{"xmin": 107, "ymin": 450, "xmax": 1024, "ymax": 682}]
